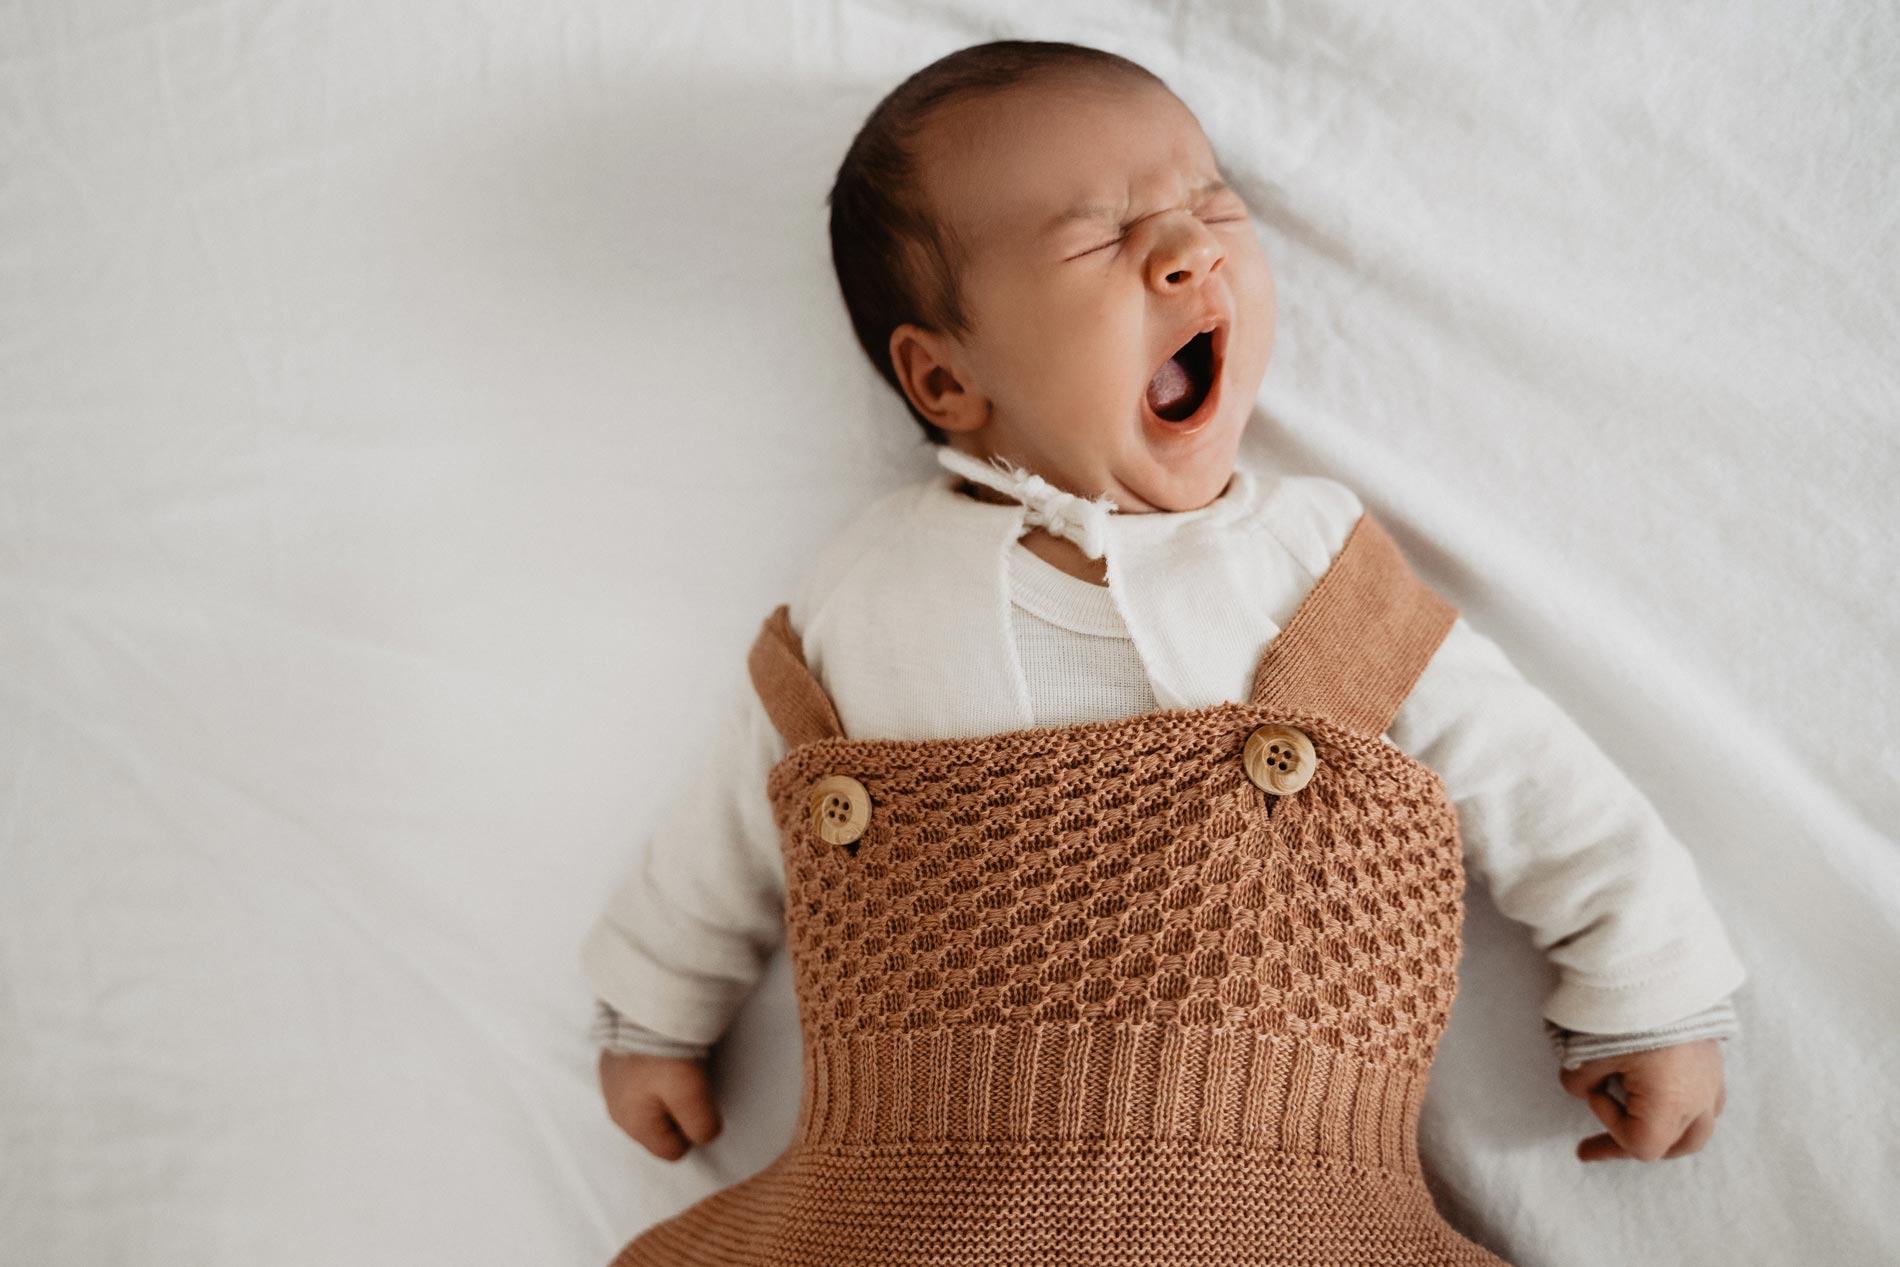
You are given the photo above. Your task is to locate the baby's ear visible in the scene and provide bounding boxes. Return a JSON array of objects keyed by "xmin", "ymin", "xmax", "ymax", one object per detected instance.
[{"xmin": 888, "ymin": 324, "xmax": 983, "ymax": 437}]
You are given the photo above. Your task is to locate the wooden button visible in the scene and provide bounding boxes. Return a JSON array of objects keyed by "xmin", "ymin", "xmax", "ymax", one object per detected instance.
[
  {"xmin": 1244, "ymin": 724, "xmax": 1317, "ymax": 796},
  {"xmin": 808, "ymin": 775, "xmax": 872, "ymax": 847}
]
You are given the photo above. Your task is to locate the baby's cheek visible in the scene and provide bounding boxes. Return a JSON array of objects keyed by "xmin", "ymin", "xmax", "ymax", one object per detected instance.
[{"xmin": 1247, "ymin": 260, "xmax": 1277, "ymax": 369}]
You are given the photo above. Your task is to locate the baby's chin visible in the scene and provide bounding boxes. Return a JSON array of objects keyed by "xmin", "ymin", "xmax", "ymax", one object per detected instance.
[
  {"xmin": 1111, "ymin": 408, "xmax": 1242, "ymax": 512},
  {"xmin": 1109, "ymin": 446, "xmax": 1239, "ymax": 514}
]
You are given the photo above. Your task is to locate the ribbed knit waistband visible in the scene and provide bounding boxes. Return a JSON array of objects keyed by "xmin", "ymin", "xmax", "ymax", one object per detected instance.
[
  {"xmin": 793, "ymin": 1022, "xmax": 1433, "ymax": 1175},
  {"xmin": 611, "ymin": 1136, "xmax": 1508, "ymax": 1267}
]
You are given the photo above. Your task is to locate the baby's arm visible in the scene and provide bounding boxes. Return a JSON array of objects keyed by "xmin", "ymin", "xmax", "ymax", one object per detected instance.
[
  {"xmin": 581, "ymin": 664, "xmax": 788, "ymax": 1158},
  {"xmin": 1387, "ymin": 614, "xmax": 1747, "ymax": 1036},
  {"xmin": 1385, "ymin": 615, "xmax": 1744, "ymax": 1159},
  {"xmin": 581, "ymin": 663, "xmax": 789, "ymax": 1050}
]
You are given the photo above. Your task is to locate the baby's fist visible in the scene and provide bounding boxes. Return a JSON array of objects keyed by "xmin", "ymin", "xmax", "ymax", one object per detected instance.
[
  {"xmin": 1558, "ymin": 1037, "xmax": 1727, "ymax": 1162},
  {"xmin": 599, "ymin": 1049, "xmax": 723, "ymax": 1161}
]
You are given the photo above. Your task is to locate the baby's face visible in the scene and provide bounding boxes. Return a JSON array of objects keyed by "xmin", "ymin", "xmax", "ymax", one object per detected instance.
[{"xmin": 895, "ymin": 76, "xmax": 1274, "ymax": 513}]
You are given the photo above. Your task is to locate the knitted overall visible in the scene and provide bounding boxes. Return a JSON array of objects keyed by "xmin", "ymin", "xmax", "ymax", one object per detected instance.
[{"xmin": 609, "ymin": 512, "xmax": 1514, "ymax": 1266}]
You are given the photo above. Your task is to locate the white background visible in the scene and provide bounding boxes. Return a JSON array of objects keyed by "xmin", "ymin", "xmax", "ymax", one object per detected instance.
[{"xmin": 3, "ymin": 2, "xmax": 1896, "ymax": 1263}]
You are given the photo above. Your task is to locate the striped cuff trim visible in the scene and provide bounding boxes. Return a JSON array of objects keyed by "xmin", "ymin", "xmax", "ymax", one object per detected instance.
[
  {"xmin": 1545, "ymin": 997, "xmax": 1739, "ymax": 1071},
  {"xmin": 590, "ymin": 998, "xmax": 712, "ymax": 1060}
]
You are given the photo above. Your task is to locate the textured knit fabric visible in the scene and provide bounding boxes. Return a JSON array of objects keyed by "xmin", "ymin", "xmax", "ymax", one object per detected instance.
[
  {"xmin": 591, "ymin": 537, "xmax": 1737, "ymax": 1067},
  {"xmin": 999, "ymin": 544, "xmax": 1736, "ymax": 1068},
  {"xmin": 604, "ymin": 512, "xmax": 1514, "ymax": 1267},
  {"xmin": 1001, "ymin": 542, "xmax": 1736, "ymax": 1067}
]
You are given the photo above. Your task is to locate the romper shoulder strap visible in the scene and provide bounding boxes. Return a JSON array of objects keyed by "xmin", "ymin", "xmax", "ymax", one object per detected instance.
[
  {"xmin": 1247, "ymin": 513, "xmax": 1457, "ymax": 738},
  {"xmin": 747, "ymin": 604, "xmax": 847, "ymax": 748}
]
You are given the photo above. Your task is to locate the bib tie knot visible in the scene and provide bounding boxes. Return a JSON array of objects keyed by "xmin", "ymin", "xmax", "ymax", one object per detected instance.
[{"xmin": 934, "ymin": 446, "xmax": 1120, "ymax": 560}]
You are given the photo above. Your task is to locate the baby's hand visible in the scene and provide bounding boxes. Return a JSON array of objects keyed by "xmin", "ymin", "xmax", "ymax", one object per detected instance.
[
  {"xmin": 1558, "ymin": 1037, "xmax": 1727, "ymax": 1162},
  {"xmin": 598, "ymin": 1049, "xmax": 723, "ymax": 1161}
]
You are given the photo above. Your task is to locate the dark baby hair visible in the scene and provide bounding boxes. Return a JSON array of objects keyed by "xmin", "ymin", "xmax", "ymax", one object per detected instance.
[{"xmin": 825, "ymin": 40, "xmax": 1167, "ymax": 446}]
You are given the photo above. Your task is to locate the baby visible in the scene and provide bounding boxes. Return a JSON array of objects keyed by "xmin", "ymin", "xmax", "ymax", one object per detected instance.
[{"xmin": 584, "ymin": 39, "xmax": 1745, "ymax": 1265}]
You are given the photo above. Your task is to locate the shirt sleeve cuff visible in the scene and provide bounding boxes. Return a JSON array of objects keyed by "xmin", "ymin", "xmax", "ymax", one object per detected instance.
[
  {"xmin": 1541, "ymin": 914, "xmax": 1749, "ymax": 1034},
  {"xmin": 580, "ymin": 916, "xmax": 753, "ymax": 1048},
  {"xmin": 590, "ymin": 998, "xmax": 713, "ymax": 1060},
  {"xmin": 1544, "ymin": 995, "xmax": 1741, "ymax": 1071}
]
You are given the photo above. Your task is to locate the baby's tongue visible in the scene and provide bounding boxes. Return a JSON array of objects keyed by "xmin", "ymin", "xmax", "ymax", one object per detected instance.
[{"xmin": 1146, "ymin": 354, "xmax": 1193, "ymax": 415}]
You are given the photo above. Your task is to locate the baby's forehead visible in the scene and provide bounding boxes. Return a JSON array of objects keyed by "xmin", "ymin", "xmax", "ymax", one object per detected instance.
[
  {"xmin": 916, "ymin": 81, "xmax": 1214, "ymax": 253},
  {"xmin": 922, "ymin": 74, "xmax": 1189, "ymax": 168}
]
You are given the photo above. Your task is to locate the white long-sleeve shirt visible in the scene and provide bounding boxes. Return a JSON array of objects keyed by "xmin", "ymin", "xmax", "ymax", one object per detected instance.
[{"xmin": 582, "ymin": 461, "xmax": 1746, "ymax": 1070}]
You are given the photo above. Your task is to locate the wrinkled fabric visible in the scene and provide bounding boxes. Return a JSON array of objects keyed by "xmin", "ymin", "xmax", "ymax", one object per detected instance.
[{"xmin": 1, "ymin": 2, "xmax": 1894, "ymax": 1266}]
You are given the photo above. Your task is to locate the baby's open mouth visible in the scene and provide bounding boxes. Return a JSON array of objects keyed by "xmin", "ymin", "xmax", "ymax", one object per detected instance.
[{"xmin": 1145, "ymin": 328, "xmax": 1219, "ymax": 424}]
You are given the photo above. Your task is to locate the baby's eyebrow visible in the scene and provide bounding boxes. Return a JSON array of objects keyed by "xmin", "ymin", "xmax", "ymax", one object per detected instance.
[{"xmin": 1038, "ymin": 177, "xmax": 1233, "ymax": 236}]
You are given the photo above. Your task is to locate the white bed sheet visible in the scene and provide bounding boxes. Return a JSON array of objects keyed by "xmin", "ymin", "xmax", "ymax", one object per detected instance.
[{"xmin": 3, "ymin": 2, "xmax": 1896, "ymax": 1263}]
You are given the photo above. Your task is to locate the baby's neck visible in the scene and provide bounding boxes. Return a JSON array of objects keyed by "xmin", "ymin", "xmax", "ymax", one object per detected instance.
[
  {"xmin": 1022, "ymin": 528, "xmax": 1109, "ymax": 586},
  {"xmin": 954, "ymin": 479, "xmax": 1110, "ymax": 587}
]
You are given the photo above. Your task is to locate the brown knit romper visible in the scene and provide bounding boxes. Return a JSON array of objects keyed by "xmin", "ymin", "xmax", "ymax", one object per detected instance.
[{"xmin": 609, "ymin": 512, "xmax": 1514, "ymax": 1267}]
